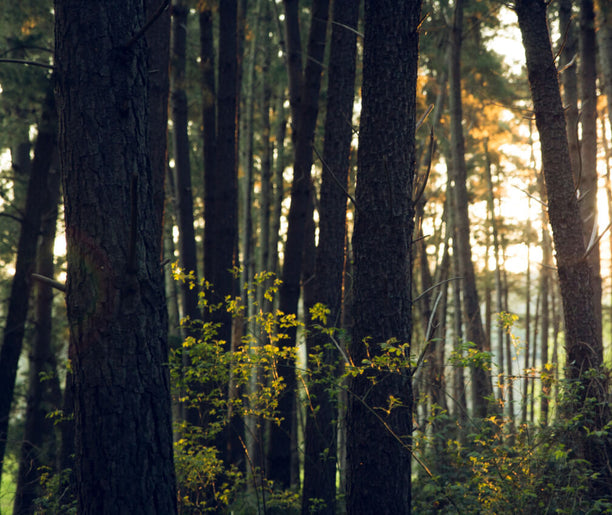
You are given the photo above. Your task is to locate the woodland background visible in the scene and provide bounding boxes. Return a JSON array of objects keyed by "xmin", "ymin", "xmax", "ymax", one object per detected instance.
[{"xmin": 0, "ymin": 0, "xmax": 611, "ymax": 513}]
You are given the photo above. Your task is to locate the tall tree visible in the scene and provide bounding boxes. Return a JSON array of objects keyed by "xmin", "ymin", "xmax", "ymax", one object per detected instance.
[
  {"xmin": 578, "ymin": 0, "xmax": 601, "ymax": 343},
  {"xmin": 54, "ymin": 0, "xmax": 177, "ymax": 511},
  {"xmin": 268, "ymin": 0, "xmax": 330, "ymax": 487},
  {"xmin": 12, "ymin": 91, "xmax": 61, "ymax": 514},
  {"xmin": 516, "ymin": 0, "xmax": 611, "ymax": 497},
  {"xmin": 204, "ymin": 0, "xmax": 238, "ymax": 345},
  {"xmin": 346, "ymin": 0, "xmax": 422, "ymax": 513},
  {"xmin": 448, "ymin": 0, "xmax": 494, "ymax": 418},
  {"xmin": 171, "ymin": 0, "xmax": 200, "ymax": 326},
  {"xmin": 301, "ymin": 0, "xmax": 359, "ymax": 512},
  {"xmin": 0, "ymin": 85, "xmax": 56, "ymax": 486}
]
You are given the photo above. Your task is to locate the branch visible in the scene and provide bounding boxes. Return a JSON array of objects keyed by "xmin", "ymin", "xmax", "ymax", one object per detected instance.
[
  {"xmin": 32, "ymin": 273, "xmax": 66, "ymax": 292},
  {"xmin": 125, "ymin": 0, "xmax": 171, "ymax": 49},
  {"xmin": 0, "ymin": 58, "xmax": 54, "ymax": 70},
  {"xmin": 312, "ymin": 145, "xmax": 358, "ymax": 210}
]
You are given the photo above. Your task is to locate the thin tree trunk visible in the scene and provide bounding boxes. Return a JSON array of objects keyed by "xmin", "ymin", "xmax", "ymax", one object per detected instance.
[
  {"xmin": 268, "ymin": 0, "xmax": 330, "ymax": 487},
  {"xmin": 13, "ymin": 143, "xmax": 62, "ymax": 515},
  {"xmin": 559, "ymin": 0, "xmax": 581, "ymax": 184},
  {"xmin": 522, "ymin": 228, "xmax": 531, "ymax": 426},
  {"xmin": 449, "ymin": 0, "xmax": 494, "ymax": 419},
  {"xmin": 171, "ymin": 0, "xmax": 200, "ymax": 327},
  {"xmin": 579, "ymin": 0, "xmax": 601, "ymax": 344},
  {"xmin": 449, "ymin": 178, "xmax": 467, "ymax": 428},
  {"xmin": 0, "ymin": 87, "xmax": 57, "ymax": 485},
  {"xmin": 301, "ymin": 0, "xmax": 358, "ymax": 511},
  {"xmin": 484, "ymin": 140, "xmax": 504, "ymax": 403},
  {"xmin": 538, "ymin": 169, "xmax": 553, "ymax": 425}
]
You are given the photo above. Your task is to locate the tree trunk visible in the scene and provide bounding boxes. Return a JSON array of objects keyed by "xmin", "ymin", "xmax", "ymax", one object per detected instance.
[
  {"xmin": 204, "ymin": 0, "xmax": 238, "ymax": 346},
  {"xmin": 346, "ymin": 0, "xmax": 421, "ymax": 512},
  {"xmin": 538, "ymin": 170, "xmax": 553, "ymax": 425},
  {"xmin": 579, "ymin": 0, "xmax": 601, "ymax": 344},
  {"xmin": 516, "ymin": 0, "xmax": 610, "ymax": 496},
  {"xmin": 54, "ymin": 0, "xmax": 177, "ymax": 511},
  {"xmin": 559, "ymin": 0, "xmax": 581, "ymax": 184},
  {"xmin": 13, "ymin": 107, "xmax": 62, "ymax": 515},
  {"xmin": 484, "ymin": 140, "xmax": 504, "ymax": 403},
  {"xmin": 448, "ymin": 0, "xmax": 494, "ymax": 419},
  {"xmin": 171, "ymin": 1, "xmax": 200, "ymax": 325},
  {"xmin": 301, "ymin": 0, "xmax": 358, "ymax": 512},
  {"xmin": 596, "ymin": 0, "xmax": 612, "ymax": 128},
  {"xmin": 0, "ymin": 86, "xmax": 56, "ymax": 486},
  {"xmin": 268, "ymin": 0, "xmax": 330, "ymax": 487}
]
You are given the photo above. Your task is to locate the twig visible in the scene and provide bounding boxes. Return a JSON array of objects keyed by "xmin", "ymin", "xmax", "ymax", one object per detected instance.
[
  {"xmin": 32, "ymin": 273, "xmax": 66, "ymax": 292},
  {"xmin": 312, "ymin": 145, "xmax": 358, "ymax": 210},
  {"xmin": 125, "ymin": 0, "xmax": 170, "ymax": 49},
  {"xmin": 0, "ymin": 58, "xmax": 53, "ymax": 70},
  {"xmin": 413, "ymin": 275, "xmax": 462, "ymax": 303}
]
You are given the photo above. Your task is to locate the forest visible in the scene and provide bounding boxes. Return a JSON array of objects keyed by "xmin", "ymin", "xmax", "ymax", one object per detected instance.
[{"xmin": 0, "ymin": 0, "xmax": 611, "ymax": 513}]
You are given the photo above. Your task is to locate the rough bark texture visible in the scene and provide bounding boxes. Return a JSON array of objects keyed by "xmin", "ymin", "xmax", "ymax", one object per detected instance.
[
  {"xmin": 448, "ymin": 0, "xmax": 494, "ymax": 419},
  {"xmin": 516, "ymin": 0, "xmax": 610, "ymax": 497},
  {"xmin": 0, "ymin": 86, "xmax": 56, "ymax": 485},
  {"xmin": 54, "ymin": 1, "xmax": 177, "ymax": 512},
  {"xmin": 268, "ymin": 0, "xmax": 330, "ymax": 487},
  {"xmin": 346, "ymin": 0, "xmax": 422, "ymax": 513},
  {"xmin": 301, "ymin": 0, "xmax": 358, "ymax": 512}
]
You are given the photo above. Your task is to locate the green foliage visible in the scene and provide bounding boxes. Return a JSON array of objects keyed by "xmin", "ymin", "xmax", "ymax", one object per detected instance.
[
  {"xmin": 413, "ymin": 411, "xmax": 612, "ymax": 514},
  {"xmin": 170, "ymin": 270, "xmax": 302, "ymax": 513},
  {"xmin": 36, "ymin": 466, "xmax": 76, "ymax": 515},
  {"xmin": 414, "ymin": 315, "xmax": 612, "ymax": 513}
]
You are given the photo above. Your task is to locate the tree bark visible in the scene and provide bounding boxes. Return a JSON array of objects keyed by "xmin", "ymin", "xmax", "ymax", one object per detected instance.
[
  {"xmin": 579, "ymin": 0, "xmax": 602, "ymax": 344},
  {"xmin": 204, "ymin": 0, "xmax": 238, "ymax": 348},
  {"xmin": 516, "ymin": 0, "xmax": 610, "ymax": 496},
  {"xmin": 346, "ymin": 0, "xmax": 422, "ymax": 513},
  {"xmin": 559, "ymin": 0, "xmax": 581, "ymax": 184},
  {"xmin": 54, "ymin": 0, "xmax": 177, "ymax": 511},
  {"xmin": 448, "ymin": 0, "xmax": 494, "ymax": 419},
  {"xmin": 0, "ymin": 86, "xmax": 56, "ymax": 486},
  {"xmin": 268, "ymin": 0, "xmax": 330, "ymax": 487},
  {"xmin": 171, "ymin": 1, "xmax": 200, "ymax": 326},
  {"xmin": 13, "ymin": 98, "xmax": 62, "ymax": 515},
  {"xmin": 301, "ymin": 0, "xmax": 358, "ymax": 512}
]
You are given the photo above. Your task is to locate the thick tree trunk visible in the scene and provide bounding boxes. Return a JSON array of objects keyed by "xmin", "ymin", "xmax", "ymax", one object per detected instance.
[
  {"xmin": 516, "ymin": 0, "xmax": 610, "ymax": 496},
  {"xmin": 448, "ymin": 0, "xmax": 494, "ymax": 419},
  {"xmin": 269, "ymin": 0, "xmax": 330, "ymax": 487},
  {"xmin": 54, "ymin": 1, "xmax": 177, "ymax": 511},
  {"xmin": 0, "ymin": 87, "xmax": 56, "ymax": 485},
  {"xmin": 301, "ymin": 0, "xmax": 358, "ymax": 512},
  {"xmin": 346, "ymin": 0, "xmax": 421, "ymax": 513}
]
